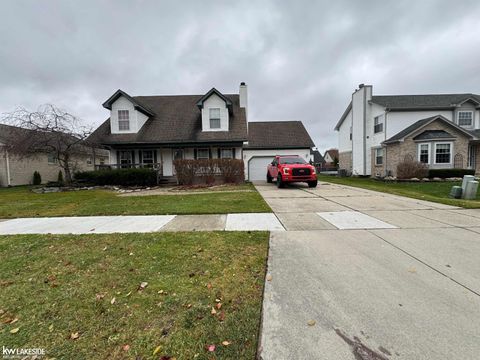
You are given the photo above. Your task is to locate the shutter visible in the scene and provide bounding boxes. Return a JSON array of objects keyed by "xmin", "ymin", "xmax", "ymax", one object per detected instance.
[
  {"xmin": 153, "ymin": 150, "xmax": 158, "ymax": 163},
  {"xmin": 208, "ymin": 148, "xmax": 212, "ymax": 159},
  {"xmin": 131, "ymin": 151, "xmax": 135, "ymax": 165},
  {"xmin": 116, "ymin": 151, "xmax": 120, "ymax": 166},
  {"xmin": 194, "ymin": 149, "xmax": 197, "ymax": 160},
  {"xmin": 232, "ymin": 148, "xmax": 236, "ymax": 159},
  {"xmin": 217, "ymin": 148, "xmax": 221, "ymax": 159},
  {"xmin": 138, "ymin": 151, "xmax": 143, "ymax": 165}
]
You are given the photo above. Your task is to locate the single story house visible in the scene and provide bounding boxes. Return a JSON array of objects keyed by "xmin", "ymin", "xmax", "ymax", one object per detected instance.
[
  {"xmin": 0, "ymin": 123, "xmax": 109, "ymax": 186},
  {"xmin": 89, "ymin": 83, "xmax": 315, "ymax": 181}
]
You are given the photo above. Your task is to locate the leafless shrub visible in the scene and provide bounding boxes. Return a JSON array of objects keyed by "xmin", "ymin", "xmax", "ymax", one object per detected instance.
[{"xmin": 396, "ymin": 160, "xmax": 428, "ymax": 179}]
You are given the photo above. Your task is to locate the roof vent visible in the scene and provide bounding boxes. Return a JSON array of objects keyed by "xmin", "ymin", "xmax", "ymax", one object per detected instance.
[
  {"xmin": 358, "ymin": 83, "xmax": 365, "ymax": 89},
  {"xmin": 240, "ymin": 82, "xmax": 246, "ymax": 86}
]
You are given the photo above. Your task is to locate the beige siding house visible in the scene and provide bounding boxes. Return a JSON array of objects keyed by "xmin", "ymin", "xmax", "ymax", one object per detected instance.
[{"xmin": 0, "ymin": 124, "xmax": 109, "ymax": 186}]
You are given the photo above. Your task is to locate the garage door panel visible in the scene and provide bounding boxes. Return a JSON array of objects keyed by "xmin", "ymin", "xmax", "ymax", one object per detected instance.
[{"xmin": 248, "ymin": 157, "xmax": 273, "ymax": 181}]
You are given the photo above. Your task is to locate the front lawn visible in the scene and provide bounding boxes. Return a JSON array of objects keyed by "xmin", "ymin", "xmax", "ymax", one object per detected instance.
[
  {"xmin": 318, "ymin": 174, "xmax": 480, "ymax": 208},
  {"xmin": 0, "ymin": 183, "xmax": 271, "ymax": 218},
  {"xmin": 0, "ymin": 232, "xmax": 268, "ymax": 359}
]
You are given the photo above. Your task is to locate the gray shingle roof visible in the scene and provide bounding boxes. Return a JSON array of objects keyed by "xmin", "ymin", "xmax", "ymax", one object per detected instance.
[
  {"xmin": 89, "ymin": 93, "xmax": 248, "ymax": 145},
  {"xmin": 383, "ymin": 115, "xmax": 475, "ymax": 144},
  {"xmin": 371, "ymin": 94, "xmax": 480, "ymax": 109},
  {"xmin": 245, "ymin": 121, "xmax": 315, "ymax": 149},
  {"xmin": 335, "ymin": 93, "xmax": 480, "ymax": 130},
  {"xmin": 413, "ymin": 130, "xmax": 455, "ymax": 141}
]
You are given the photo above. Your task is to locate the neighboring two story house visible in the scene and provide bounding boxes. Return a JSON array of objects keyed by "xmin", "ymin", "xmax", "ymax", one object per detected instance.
[
  {"xmin": 335, "ymin": 84, "xmax": 480, "ymax": 177},
  {"xmin": 89, "ymin": 83, "xmax": 315, "ymax": 181}
]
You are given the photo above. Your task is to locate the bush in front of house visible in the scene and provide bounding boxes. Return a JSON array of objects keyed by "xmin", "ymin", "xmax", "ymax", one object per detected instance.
[
  {"xmin": 57, "ymin": 170, "xmax": 64, "ymax": 185},
  {"xmin": 74, "ymin": 168, "xmax": 157, "ymax": 186},
  {"xmin": 427, "ymin": 168, "xmax": 475, "ymax": 179},
  {"xmin": 33, "ymin": 171, "xmax": 42, "ymax": 185},
  {"xmin": 173, "ymin": 159, "xmax": 245, "ymax": 185},
  {"xmin": 396, "ymin": 160, "xmax": 428, "ymax": 179}
]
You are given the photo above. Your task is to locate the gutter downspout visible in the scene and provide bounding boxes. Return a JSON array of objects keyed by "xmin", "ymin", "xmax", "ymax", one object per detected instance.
[{"xmin": 5, "ymin": 149, "xmax": 11, "ymax": 186}]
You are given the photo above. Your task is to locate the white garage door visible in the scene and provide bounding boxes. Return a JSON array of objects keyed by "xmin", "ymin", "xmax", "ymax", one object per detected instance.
[{"xmin": 248, "ymin": 156, "xmax": 274, "ymax": 181}]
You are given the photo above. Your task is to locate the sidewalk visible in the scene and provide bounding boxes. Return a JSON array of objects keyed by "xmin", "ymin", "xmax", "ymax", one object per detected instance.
[{"xmin": 0, "ymin": 213, "xmax": 285, "ymax": 235}]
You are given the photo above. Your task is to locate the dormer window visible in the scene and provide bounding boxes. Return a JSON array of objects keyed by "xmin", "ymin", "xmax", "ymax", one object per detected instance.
[
  {"xmin": 118, "ymin": 110, "xmax": 130, "ymax": 130},
  {"xmin": 209, "ymin": 108, "xmax": 221, "ymax": 129},
  {"xmin": 458, "ymin": 111, "xmax": 473, "ymax": 127}
]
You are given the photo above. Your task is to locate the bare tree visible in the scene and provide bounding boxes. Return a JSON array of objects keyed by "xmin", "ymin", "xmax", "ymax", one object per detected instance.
[{"xmin": 2, "ymin": 104, "xmax": 95, "ymax": 184}]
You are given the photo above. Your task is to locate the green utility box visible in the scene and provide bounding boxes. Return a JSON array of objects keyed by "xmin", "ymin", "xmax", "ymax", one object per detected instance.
[{"xmin": 449, "ymin": 186, "xmax": 463, "ymax": 199}]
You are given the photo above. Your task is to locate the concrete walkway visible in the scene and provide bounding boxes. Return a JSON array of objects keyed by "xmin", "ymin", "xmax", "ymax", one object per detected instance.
[
  {"xmin": 255, "ymin": 181, "xmax": 480, "ymax": 360},
  {"xmin": 0, "ymin": 213, "xmax": 285, "ymax": 234}
]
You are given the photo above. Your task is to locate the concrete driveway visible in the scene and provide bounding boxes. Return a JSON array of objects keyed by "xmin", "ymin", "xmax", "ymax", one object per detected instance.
[{"xmin": 255, "ymin": 181, "xmax": 480, "ymax": 360}]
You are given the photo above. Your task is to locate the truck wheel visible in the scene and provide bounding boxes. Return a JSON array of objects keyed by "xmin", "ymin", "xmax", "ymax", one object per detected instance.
[
  {"xmin": 267, "ymin": 173, "xmax": 272, "ymax": 183},
  {"xmin": 277, "ymin": 175, "xmax": 285, "ymax": 188},
  {"xmin": 308, "ymin": 180, "xmax": 318, "ymax": 188}
]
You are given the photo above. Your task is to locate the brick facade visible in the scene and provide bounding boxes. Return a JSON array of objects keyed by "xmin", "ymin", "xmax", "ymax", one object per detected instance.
[
  {"xmin": 339, "ymin": 151, "xmax": 352, "ymax": 172},
  {"xmin": 382, "ymin": 119, "xmax": 472, "ymax": 177}
]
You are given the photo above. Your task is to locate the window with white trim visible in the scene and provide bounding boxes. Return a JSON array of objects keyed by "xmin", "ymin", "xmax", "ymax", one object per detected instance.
[
  {"xmin": 220, "ymin": 148, "xmax": 233, "ymax": 159},
  {"xmin": 458, "ymin": 111, "xmax": 473, "ymax": 127},
  {"xmin": 418, "ymin": 143, "xmax": 430, "ymax": 164},
  {"xmin": 86, "ymin": 157, "xmax": 92, "ymax": 165},
  {"xmin": 47, "ymin": 153, "xmax": 57, "ymax": 164},
  {"xmin": 141, "ymin": 150, "xmax": 154, "ymax": 167},
  {"xmin": 118, "ymin": 110, "xmax": 130, "ymax": 130},
  {"xmin": 435, "ymin": 143, "xmax": 451, "ymax": 164},
  {"xmin": 209, "ymin": 108, "xmax": 221, "ymax": 129},
  {"xmin": 375, "ymin": 148, "xmax": 383, "ymax": 165},
  {"xmin": 374, "ymin": 115, "xmax": 384, "ymax": 133},
  {"xmin": 119, "ymin": 151, "xmax": 133, "ymax": 168},
  {"xmin": 197, "ymin": 148, "xmax": 209, "ymax": 159}
]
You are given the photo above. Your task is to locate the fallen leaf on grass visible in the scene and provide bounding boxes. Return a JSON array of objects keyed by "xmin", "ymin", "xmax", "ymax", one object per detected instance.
[
  {"xmin": 207, "ymin": 283, "xmax": 212, "ymax": 289},
  {"xmin": 138, "ymin": 282, "xmax": 148, "ymax": 290},
  {"xmin": 207, "ymin": 344, "xmax": 216, "ymax": 352},
  {"xmin": 266, "ymin": 274, "xmax": 273, "ymax": 281},
  {"xmin": 221, "ymin": 341, "xmax": 231, "ymax": 346},
  {"xmin": 218, "ymin": 311, "xmax": 225, "ymax": 321},
  {"xmin": 110, "ymin": 297, "xmax": 116, "ymax": 305},
  {"xmin": 95, "ymin": 293, "xmax": 105, "ymax": 300},
  {"xmin": 153, "ymin": 345, "xmax": 162, "ymax": 355},
  {"xmin": 211, "ymin": 307, "xmax": 217, "ymax": 315},
  {"xmin": 49, "ymin": 324, "xmax": 54, "ymax": 332},
  {"xmin": 122, "ymin": 344, "xmax": 130, "ymax": 352},
  {"xmin": 216, "ymin": 303, "xmax": 222, "ymax": 310},
  {"xmin": 70, "ymin": 332, "xmax": 80, "ymax": 340},
  {"xmin": 10, "ymin": 328, "xmax": 19, "ymax": 334}
]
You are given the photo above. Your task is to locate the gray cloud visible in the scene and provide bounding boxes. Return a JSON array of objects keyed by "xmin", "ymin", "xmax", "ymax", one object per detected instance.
[{"xmin": 1, "ymin": 0, "xmax": 480, "ymax": 152}]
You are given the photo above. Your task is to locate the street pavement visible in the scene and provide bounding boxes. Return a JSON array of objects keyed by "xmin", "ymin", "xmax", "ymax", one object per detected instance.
[{"xmin": 256, "ymin": 181, "xmax": 480, "ymax": 360}]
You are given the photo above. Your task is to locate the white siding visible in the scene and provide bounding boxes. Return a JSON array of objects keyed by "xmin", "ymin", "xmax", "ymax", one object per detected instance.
[
  {"xmin": 201, "ymin": 94, "xmax": 229, "ymax": 132},
  {"xmin": 386, "ymin": 110, "xmax": 453, "ymax": 139},
  {"xmin": 338, "ymin": 109, "xmax": 352, "ymax": 152},
  {"xmin": 351, "ymin": 87, "xmax": 367, "ymax": 175},
  {"xmin": 110, "ymin": 96, "xmax": 149, "ymax": 134}
]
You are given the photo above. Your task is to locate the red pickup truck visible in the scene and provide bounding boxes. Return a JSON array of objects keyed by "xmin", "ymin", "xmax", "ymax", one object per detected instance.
[{"xmin": 266, "ymin": 155, "xmax": 317, "ymax": 188}]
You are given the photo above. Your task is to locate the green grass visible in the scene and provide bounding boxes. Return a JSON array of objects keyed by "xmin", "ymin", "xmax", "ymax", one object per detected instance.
[
  {"xmin": 318, "ymin": 174, "xmax": 480, "ymax": 208},
  {"xmin": 0, "ymin": 232, "xmax": 269, "ymax": 359},
  {"xmin": 0, "ymin": 183, "xmax": 271, "ymax": 218}
]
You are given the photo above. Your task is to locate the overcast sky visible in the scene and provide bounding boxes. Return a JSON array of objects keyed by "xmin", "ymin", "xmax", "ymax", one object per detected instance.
[{"xmin": 1, "ymin": 0, "xmax": 480, "ymax": 152}]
